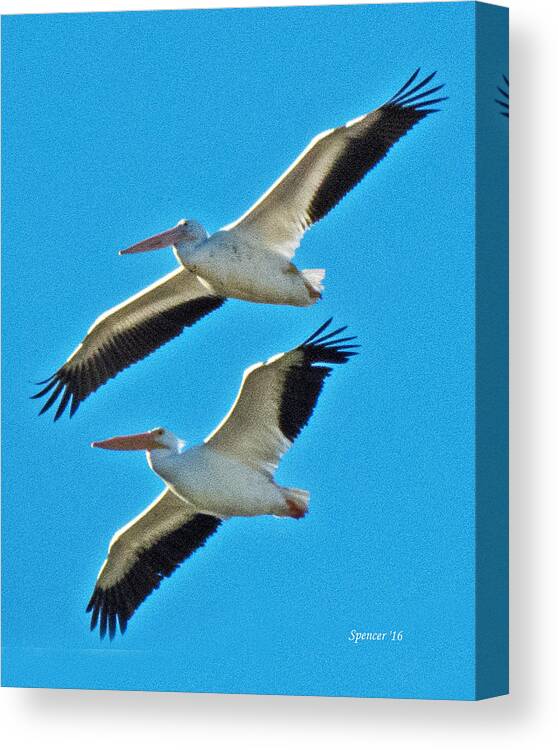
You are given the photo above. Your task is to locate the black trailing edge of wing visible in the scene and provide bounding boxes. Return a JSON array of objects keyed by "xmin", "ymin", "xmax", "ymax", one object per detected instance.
[
  {"xmin": 307, "ymin": 68, "xmax": 447, "ymax": 226},
  {"xmin": 86, "ymin": 513, "xmax": 222, "ymax": 640},
  {"xmin": 279, "ymin": 318, "xmax": 359, "ymax": 444},
  {"xmin": 32, "ymin": 295, "xmax": 226, "ymax": 421}
]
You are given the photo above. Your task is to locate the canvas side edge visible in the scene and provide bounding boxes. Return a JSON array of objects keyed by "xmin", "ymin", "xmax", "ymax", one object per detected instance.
[{"xmin": 474, "ymin": 1, "xmax": 509, "ymax": 701}]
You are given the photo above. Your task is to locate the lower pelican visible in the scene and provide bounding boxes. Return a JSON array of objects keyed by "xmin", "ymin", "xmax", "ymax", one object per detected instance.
[{"xmin": 87, "ymin": 319, "xmax": 358, "ymax": 638}]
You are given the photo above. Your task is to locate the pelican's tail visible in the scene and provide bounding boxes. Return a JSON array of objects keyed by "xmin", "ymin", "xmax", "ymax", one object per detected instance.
[
  {"xmin": 281, "ymin": 487, "xmax": 310, "ymax": 519},
  {"xmin": 301, "ymin": 268, "xmax": 325, "ymax": 301}
]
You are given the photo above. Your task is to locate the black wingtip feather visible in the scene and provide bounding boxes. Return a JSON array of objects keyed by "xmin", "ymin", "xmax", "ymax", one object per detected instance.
[
  {"xmin": 396, "ymin": 84, "xmax": 445, "ymax": 107},
  {"xmin": 387, "ymin": 70, "xmax": 446, "ymax": 112},
  {"xmin": 54, "ymin": 386, "xmax": 72, "ymax": 422},
  {"xmin": 38, "ymin": 381, "xmax": 64, "ymax": 415},
  {"xmin": 410, "ymin": 96, "xmax": 448, "ymax": 109},
  {"xmin": 108, "ymin": 611, "xmax": 117, "ymax": 641},
  {"xmin": 300, "ymin": 320, "xmax": 359, "ymax": 356},
  {"xmin": 90, "ymin": 612, "xmax": 99, "ymax": 632},
  {"xmin": 99, "ymin": 606, "xmax": 108, "ymax": 640},
  {"xmin": 390, "ymin": 70, "xmax": 437, "ymax": 104},
  {"xmin": 313, "ymin": 324, "xmax": 348, "ymax": 343},
  {"xmin": 388, "ymin": 68, "xmax": 421, "ymax": 103},
  {"xmin": 301, "ymin": 317, "xmax": 333, "ymax": 345},
  {"xmin": 31, "ymin": 376, "xmax": 59, "ymax": 399},
  {"xmin": 69, "ymin": 393, "xmax": 80, "ymax": 418},
  {"xmin": 34, "ymin": 374, "xmax": 58, "ymax": 386}
]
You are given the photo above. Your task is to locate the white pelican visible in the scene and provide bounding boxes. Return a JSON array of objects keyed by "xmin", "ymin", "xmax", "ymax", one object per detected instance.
[
  {"xmin": 86, "ymin": 320, "xmax": 358, "ymax": 639},
  {"xmin": 34, "ymin": 69, "xmax": 444, "ymax": 420}
]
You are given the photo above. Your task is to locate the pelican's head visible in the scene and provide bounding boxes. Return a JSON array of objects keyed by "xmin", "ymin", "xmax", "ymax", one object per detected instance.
[
  {"xmin": 91, "ymin": 427, "xmax": 185, "ymax": 455},
  {"xmin": 119, "ymin": 219, "xmax": 208, "ymax": 262}
]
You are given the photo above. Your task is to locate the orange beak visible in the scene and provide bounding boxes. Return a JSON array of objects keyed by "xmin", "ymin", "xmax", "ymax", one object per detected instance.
[
  {"xmin": 119, "ymin": 225, "xmax": 186, "ymax": 255},
  {"xmin": 91, "ymin": 431, "xmax": 161, "ymax": 451}
]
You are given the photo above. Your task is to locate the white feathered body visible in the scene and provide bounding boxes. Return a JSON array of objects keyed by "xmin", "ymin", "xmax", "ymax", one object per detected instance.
[
  {"xmin": 148, "ymin": 443, "xmax": 291, "ymax": 518},
  {"xmin": 178, "ymin": 228, "xmax": 322, "ymax": 307}
]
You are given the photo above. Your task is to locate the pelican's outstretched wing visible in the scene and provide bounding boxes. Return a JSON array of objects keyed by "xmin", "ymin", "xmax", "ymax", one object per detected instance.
[
  {"xmin": 205, "ymin": 319, "xmax": 358, "ymax": 474},
  {"xmin": 223, "ymin": 69, "xmax": 446, "ymax": 259},
  {"xmin": 87, "ymin": 489, "xmax": 222, "ymax": 639},
  {"xmin": 33, "ymin": 268, "xmax": 225, "ymax": 420}
]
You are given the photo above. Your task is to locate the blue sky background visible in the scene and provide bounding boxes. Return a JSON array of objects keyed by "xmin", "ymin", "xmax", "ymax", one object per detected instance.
[{"xmin": 2, "ymin": 3, "xmax": 506, "ymax": 698}]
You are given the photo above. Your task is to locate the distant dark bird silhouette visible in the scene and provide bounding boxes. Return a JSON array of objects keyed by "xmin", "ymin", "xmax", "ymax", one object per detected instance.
[{"xmin": 495, "ymin": 74, "xmax": 509, "ymax": 118}]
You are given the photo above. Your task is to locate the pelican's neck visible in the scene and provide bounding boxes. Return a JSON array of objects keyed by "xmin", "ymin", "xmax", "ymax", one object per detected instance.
[
  {"xmin": 172, "ymin": 227, "xmax": 209, "ymax": 266},
  {"xmin": 146, "ymin": 444, "xmax": 185, "ymax": 482}
]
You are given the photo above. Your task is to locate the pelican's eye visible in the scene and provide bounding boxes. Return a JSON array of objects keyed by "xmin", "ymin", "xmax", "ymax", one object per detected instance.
[{"xmin": 154, "ymin": 428, "xmax": 164, "ymax": 437}]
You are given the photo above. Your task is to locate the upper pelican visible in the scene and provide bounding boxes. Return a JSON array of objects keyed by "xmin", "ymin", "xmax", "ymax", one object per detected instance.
[
  {"xmin": 34, "ymin": 69, "xmax": 444, "ymax": 420},
  {"xmin": 86, "ymin": 319, "xmax": 358, "ymax": 638}
]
